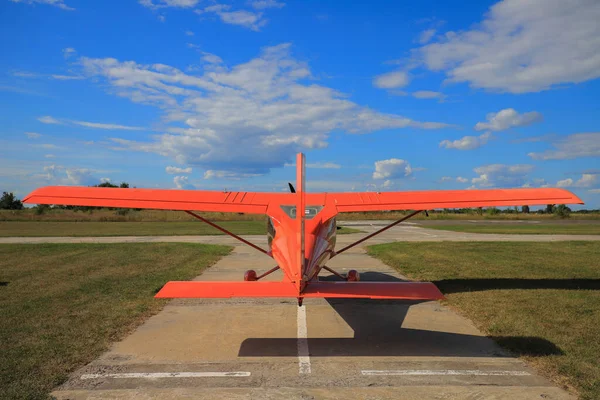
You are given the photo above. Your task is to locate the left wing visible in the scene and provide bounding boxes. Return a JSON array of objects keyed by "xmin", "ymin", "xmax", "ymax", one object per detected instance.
[
  {"xmin": 24, "ymin": 186, "xmax": 293, "ymax": 214},
  {"xmin": 319, "ymin": 188, "xmax": 583, "ymax": 213}
]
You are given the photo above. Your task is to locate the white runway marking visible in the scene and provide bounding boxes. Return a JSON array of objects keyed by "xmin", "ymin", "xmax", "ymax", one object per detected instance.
[
  {"xmin": 361, "ymin": 369, "xmax": 531, "ymax": 376},
  {"xmin": 297, "ymin": 304, "xmax": 312, "ymax": 374},
  {"xmin": 80, "ymin": 372, "xmax": 251, "ymax": 380}
]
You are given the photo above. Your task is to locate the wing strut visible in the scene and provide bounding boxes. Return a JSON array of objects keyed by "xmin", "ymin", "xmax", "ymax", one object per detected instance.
[
  {"xmin": 333, "ymin": 210, "xmax": 422, "ymax": 256},
  {"xmin": 184, "ymin": 210, "xmax": 269, "ymax": 255}
]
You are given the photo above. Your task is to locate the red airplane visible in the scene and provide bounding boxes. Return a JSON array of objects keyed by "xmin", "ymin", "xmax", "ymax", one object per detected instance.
[{"xmin": 24, "ymin": 153, "xmax": 583, "ymax": 305}]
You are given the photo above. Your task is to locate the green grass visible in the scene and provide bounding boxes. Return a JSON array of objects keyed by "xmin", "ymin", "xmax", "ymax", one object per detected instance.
[
  {"xmin": 368, "ymin": 242, "xmax": 600, "ymax": 400},
  {"xmin": 0, "ymin": 221, "xmax": 362, "ymax": 237},
  {"xmin": 0, "ymin": 243, "xmax": 232, "ymax": 400},
  {"xmin": 427, "ymin": 223, "xmax": 600, "ymax": 235}
]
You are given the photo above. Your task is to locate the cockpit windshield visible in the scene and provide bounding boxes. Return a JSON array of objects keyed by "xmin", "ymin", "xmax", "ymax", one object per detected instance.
[{"xmin": 280, "ymin": 205, "xmax": 323, "ymax": 220}]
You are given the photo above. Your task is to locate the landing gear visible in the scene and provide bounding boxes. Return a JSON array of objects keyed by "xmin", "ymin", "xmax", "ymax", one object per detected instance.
[
  {"xmin": 346, "ymin": 269, "xmax": 360, "ymax": 282},
  {"xmin": 244, "ymin": 270, "xmax": 258, "ymax": 281},
  {"xmin": 298, "ymin": 297, "xmax": 304, "ymax": 307}
]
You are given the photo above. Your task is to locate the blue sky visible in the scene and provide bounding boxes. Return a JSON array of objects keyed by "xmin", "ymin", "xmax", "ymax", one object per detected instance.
[{"xmin": 1, "ymin": 0, "xmax": 599, "ymax": 208}]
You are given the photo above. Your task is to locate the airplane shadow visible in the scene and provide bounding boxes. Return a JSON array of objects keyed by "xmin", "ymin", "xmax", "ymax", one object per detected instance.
[
  {"xmin": 0, "ymin": 281, "xmax": 8, "ymax": 287},
  {"xmin": 238, "ymin": 271, "xmax": 563, "ymax": 358},
  {"xmin": 434, "ymin": 278, "xmax": 600, "ymax": 294}
]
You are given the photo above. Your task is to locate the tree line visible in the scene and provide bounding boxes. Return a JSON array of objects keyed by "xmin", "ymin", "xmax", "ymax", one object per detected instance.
[{"xmin": 0, "ymin": 182, "xmax": 131, "ymax": 213}]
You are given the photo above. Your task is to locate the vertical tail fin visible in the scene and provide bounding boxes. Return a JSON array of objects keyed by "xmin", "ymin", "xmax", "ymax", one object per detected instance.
[{"xmin": 296, "ymin": 153, "xmax": 306, "ymax": 286}]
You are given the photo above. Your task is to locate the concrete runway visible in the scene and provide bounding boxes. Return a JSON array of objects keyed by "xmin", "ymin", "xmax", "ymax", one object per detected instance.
[{"xmin": 12, "ymin": 222, "xmax": 590, "ymax": 399}]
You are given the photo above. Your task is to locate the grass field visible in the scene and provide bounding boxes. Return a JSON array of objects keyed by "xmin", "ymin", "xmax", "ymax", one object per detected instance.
[
  {"xmin": 0, "ymin": 221, "xmax": 361, "ymax": 237},
  {"xmin": 427, "ymin": 223, "xmax": 600, "ymax": 235},
  {"xmin": 368, "ymin": 242, "xmax": 600, "ymax": 400},
  {"xmin": 0, "ymin": 243, "xmax": 232, "ymax": 400}
]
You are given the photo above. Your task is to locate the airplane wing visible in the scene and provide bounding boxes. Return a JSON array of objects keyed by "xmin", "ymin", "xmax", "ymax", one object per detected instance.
[
  {"xmin": 323, "ymin": 188, "xmax": 583, "ymax": 213},
  {"xmin": 23, "ymin": 186, "xmax": 294, "ymax": 214},
  {"xmin": 25, "ymin": 187, "xmax": 583, "ymax": 214}
]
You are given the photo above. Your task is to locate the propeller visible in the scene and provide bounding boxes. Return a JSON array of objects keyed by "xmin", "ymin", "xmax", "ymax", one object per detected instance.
[{"xmin": 288, "ymin": 182, "xmax": 296, "ymax": 193}]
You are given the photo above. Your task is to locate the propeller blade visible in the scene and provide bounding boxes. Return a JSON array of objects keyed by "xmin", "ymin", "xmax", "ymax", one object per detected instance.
[{"xmin": 288, "ymin": 182, "xmax": 296, "ymax": 193}]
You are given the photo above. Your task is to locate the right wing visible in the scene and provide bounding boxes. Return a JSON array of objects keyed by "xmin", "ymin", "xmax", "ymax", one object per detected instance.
[
  {"xmin": 23, "ymin": 186, "xmax": 294, "ymax": 214},
  {"xmin": 322, "ymin": 188, "xmax": 583, "ymax": 213}
]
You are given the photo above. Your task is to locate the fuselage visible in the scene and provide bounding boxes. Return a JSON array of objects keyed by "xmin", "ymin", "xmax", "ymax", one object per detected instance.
[{"xmin": 267, "ymin": 205, "xmax": 337, "ymax": 295}]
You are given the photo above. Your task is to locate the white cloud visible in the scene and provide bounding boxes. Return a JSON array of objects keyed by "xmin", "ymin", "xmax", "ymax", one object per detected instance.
[
  {"xmin": 412, "ymin": 90, "xmax": 445, "ymax": 101},
  {"xmin": 373, "ymin": 71, "xmax": 410, "ymax": 89},
  {"xmin": 529, "ymin": 133, "xmax": 600, "ymax": 160},
  {"xmin": 201, "ymin": 52, "xmax": 223, "ymax": 64},
  {"xmin": 24, "ymin": 132, "xmax": 41, "ymax": 139},
  {"xmin": 41, "ymin": 165, "xmax": 99, "ymax": 185},
  {"xmin": 71, "ymin": 120, "xmax": 144, "ymax": 131},
  {"xmin": 471, "ymin": 164, "xmax": 534, "ymax": 188},
  {"xmin": 373, "ymin": 159, "xmax": 412, "ymax": 180},
  {"xmin": 173, "ymin": 175, "xmax": 192, "ymax": 189},
  {"xmin": 441, "ymin": 176, "xmax": 472, "ymax": 184},
  {"xmin": 250, "ymin": 0, "xmax": 285, "ymax": 10},
  {"xmin": 307, "ymin": 162, "xmax": 340, "ymax": 169},
  {"xmin": 38, "ymin": 116, "xmax": 143, "ymax": 130},
  {"xmin": 139, "ymin": 0, "xmax": 199, "ymax": 9},
  {"xmin": 166, "ymin": 166, "xmax": 192, "ymax": 174},
  {"xmin": 11, "ymin": 70, "xmax": 82, "ymax": 80},
  {"xmin": 203, "ymin": 170, "xmax": 261, "ymax": 180},
  {"xmin": 50, "ymin": 74, "xmax": 84, "ymax": 80},
  {"xmin": 185, "ymin": 30, "xmax": 194, "ymax": 36},
  {"xmin": 475, "ymin": 108, "xmax": 542, "ymax": 131},
  {"xmin": 10, "ymin": 0, "xmax": 74, "ymax": 11},
  {"xmin": 589, "ymin": 189, "xmax": 600, "ymax": 194},
  {"xmin": 418, "ymin": 29, "xmax": 436, "ymax": 44},
  {"xmin": 45, "ymin": 154, "xmax": 55, "ymax": 158},
  {"xmin": 12, "ymin": 71, "xmax": 39, "ymax": 78},
  {"xmin": 556, "ymin": 174, "xmax": 598, "ymax": 188},
  {"xmin": 440, "ymin": 131, "xmax": 492, "ymax": 150},
  {"xmin": 414, "ymin": 0, "xmax": 600, "ymax": 93},
  {"xmin": 35, "ymin": 144, "xmax": 60, "ymax": 149},
  {"xmin": 62, "ymin": 47, "xmax": 76, "ymax": 58},
  {"xmin": 78, "ymin": 44, "xmax": 450, "ymax": 176},
  {"xmin": 38, "ymin": 116, "xmax": 61, "ymax": 124},
  {"xmin": 556, "ymin": 178, "xmax": 573, "ymax": 188},
  {"xmin": 200, "ymin": 5, "xmax": 267, "ymax": 31}
]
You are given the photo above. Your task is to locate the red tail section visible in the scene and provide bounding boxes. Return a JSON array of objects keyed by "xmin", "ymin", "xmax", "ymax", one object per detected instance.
[{"xmin": 155, "ymin": 281, "xmax": 444, "ymax": 300}]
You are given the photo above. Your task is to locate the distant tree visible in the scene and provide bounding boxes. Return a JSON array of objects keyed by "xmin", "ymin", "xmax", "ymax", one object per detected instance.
[
  {"xmin": 486, "ymin": 207, "xmax": 500, "ymax": 216},
  {"xmin": 94, "ymin": 181, "xmax": 129, "ymax": 188},
  {"xmin": 554, "ymin": 204, "xmax": 571, "ymax": 219},
  {"xmin": 0, "ymin": 192, "xmax": 24, "ymax": 210},
  {"xmin": 545, "ymin": 204, "xmax": 555, "ymax": 214},
  {"xmin": 522, "ymin": 205, "xmax": 530, "ymax": 214},
  {"xmin": 96, "ymin": 182, "xmax": 117, "ymax": 188}
]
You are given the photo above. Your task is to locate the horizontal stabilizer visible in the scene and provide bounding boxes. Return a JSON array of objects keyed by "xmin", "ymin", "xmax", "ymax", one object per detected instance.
[
  {"xmin": 303, "ymin": 281, "xmax": 444, "ymax": 300},
  {"xmin": 155, "ymin": 281, "xmax": 444, "ymax": 300}
]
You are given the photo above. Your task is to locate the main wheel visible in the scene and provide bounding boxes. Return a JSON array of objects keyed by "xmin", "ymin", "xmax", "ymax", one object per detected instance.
[
  {"xmin": 346, "ymin": 269, "xmax": 360, "ymax": 281},
  {"xmin": 244, "ymin": 269, "xmax": 258, "ymax": 281}
]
